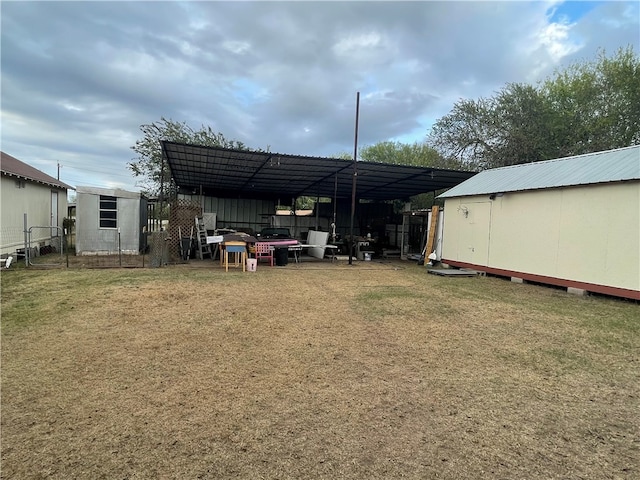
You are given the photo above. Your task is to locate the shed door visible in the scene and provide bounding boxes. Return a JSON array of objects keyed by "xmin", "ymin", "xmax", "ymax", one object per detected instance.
[{"xmin": 457, "ymin": 201, "xmax": 491, "ymax": 266}]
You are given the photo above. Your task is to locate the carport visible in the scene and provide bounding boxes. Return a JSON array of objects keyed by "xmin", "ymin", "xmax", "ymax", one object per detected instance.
[
  {"xmin": 161, "ymin": 141, "xmax": 476, "ymax": 261},
  {"xmin": 161, "ymin": 141, "xmax": 475, "ymax": 202}
]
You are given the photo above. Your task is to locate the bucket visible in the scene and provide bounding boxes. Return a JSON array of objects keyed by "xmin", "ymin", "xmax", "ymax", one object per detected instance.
[
  {"xmin": 364, "ymin": 252, "xmax": 372, "ymax": 261},
  {"xmin": 246, "ymin": 258, "xmax": 257, "ymax": 272}
]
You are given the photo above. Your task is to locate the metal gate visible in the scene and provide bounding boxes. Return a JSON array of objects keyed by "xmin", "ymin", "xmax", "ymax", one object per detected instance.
[{"xmin": 26, "ymin": 225, "xmax": 65, "ymax": 267}]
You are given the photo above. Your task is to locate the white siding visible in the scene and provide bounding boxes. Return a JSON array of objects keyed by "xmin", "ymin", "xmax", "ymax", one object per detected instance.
[
  {"xmin": 442, "ymin": 181, "xmax": 640, "ymax": 296},
  {"xmin": 1, "ymin": 175, "xmax": 68, "ymax": 256}
]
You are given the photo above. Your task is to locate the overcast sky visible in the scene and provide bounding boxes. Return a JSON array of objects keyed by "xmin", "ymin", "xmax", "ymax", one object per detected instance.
[{"xmin": 1, "ymin": 1, "xmax": 638, "ymax": 193}]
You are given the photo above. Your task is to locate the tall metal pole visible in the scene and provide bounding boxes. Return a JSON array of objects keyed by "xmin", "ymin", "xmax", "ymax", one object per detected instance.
[
  {"xmin": 332, "ymin": 174, "xmax": 338, "ymax": 243},
  {"xmin": 349, "ymin": 92, "xmax": 360, "ymax": 265}
]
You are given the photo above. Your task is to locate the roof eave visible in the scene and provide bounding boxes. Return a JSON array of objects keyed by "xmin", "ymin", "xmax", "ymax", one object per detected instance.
[{"xmin": 2, "ymin": 171, "xmax": 73, "ymax": 190}]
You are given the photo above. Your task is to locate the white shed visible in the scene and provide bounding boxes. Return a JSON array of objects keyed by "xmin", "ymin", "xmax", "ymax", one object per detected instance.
[
  {"xmin": 438, "ymin": 146, "xmax": 640, "ymax": 300},
  {"xmin": 75, "ymin": 186, "xmax": 148, "ymax": 255}
]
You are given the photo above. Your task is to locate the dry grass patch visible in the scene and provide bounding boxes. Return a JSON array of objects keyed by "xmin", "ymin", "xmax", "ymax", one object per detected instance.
[{"xmin": 1, "ymin": 262, "xmax": 638, "ymax": 479}]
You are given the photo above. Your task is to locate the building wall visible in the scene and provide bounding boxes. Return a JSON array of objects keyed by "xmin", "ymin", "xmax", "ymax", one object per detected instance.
[
  {"xmin": 271, "ymin": 214, "xmax": 330, "ymax": 239},
  {"xmin": 0, "ymin": 175, "xmax": 68, "ymax": 256},
  {"xmin": 178, "ymin": 194, "xmax": 277, "ymax": 234},
  {"xmin": 176, "ymin": 194, "xmax": 410, "ymax": 244},
  {"xmin": 441, "ymin": 181, "xmax": 640, "ymax": 297},
  {"xmin": 76, "ymin": 188, "xmax": 144, "ymax": 254}
]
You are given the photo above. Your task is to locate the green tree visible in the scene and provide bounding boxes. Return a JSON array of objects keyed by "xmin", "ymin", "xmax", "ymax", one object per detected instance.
[
  {"xmin": 359, "ymin": 140, "xmax": 464, "ymax": 169},
  {"xmin": 541, "ymin": 46, "xmax": 640, "ymax": 156},
  {"xmin": 428, "ymin": 46, "xmax": 640, "ymax": 169},
  {"xmin": 429, "ymin": 85, "xmax": 557, "ymax": 169},
  {"xmin": 492, "ymin": 83, "xmax": 557, "ymax": 167},
  {"xmin": 128, "ymin": 117, "xmax": 248, "ymax": 196},
  {"xmin": 427, "ymin": 97, "xmax": 496, "ymax": 170},
  {"xmin": 357, "ymin": 141, "xmax": 465, "ymax": 210}
]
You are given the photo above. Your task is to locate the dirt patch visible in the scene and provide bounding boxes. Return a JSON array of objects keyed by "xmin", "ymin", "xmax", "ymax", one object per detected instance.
[{"xmin": 1, "ymin": 262, "xmax": 638, "ymax": 478}]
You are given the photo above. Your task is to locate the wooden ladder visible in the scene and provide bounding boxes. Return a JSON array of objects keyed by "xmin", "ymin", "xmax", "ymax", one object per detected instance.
[{"xmin": 195, "ymin": 216, "xmax": 210, "ymax": 260}]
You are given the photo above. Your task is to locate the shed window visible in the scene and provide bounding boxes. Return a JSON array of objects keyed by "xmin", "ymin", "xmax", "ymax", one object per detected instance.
[{"xmin": 99, "ymin": 195, "xmax": 117, "ymax": 228}]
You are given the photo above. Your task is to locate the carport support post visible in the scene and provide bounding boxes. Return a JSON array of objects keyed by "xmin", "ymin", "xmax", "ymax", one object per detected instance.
[
  {"xmin": 349, "ymin": 91, "xmax": 360, "ymax": 265},
  {"xmin": 159, "ymin": 150, "xmax": 165, "ymax": 231},
  {"xmin": 292, "ymin": 197, "xmax": 297, "ymax": 238},
  {"xmin": 349, "ymin": 165, "xmax": 357, "ymax": 265},
  {"xmin": 332, "ymin": 175, "xmax": 338, "ymax": 242},
  {"xmin": 400, "ymin": 203, "xmax": 410, "ymax": 260}
]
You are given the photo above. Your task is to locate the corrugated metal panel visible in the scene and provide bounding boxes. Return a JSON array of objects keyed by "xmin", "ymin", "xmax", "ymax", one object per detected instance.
[
  {"xmin": 162, "ymin": 141, "xmax": 476, "ymax": 201},
  {"xmin": 439, "ymin": 145, "xmax": 640, "ymax": 198},
  {"xmin": 206, "ymin": 196, "xmax": 274, "ymax": 230},
  {"xmin": 178, "ymin": 194, "xmax": 276, "ymax": 233}
]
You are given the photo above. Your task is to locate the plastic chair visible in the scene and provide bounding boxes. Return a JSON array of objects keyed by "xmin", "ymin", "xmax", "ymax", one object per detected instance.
[
  {"xmin": 222, "ymin": 242, "xmax": 247, "ymax": 272},
  {"xmin": 254, "ymin": 242, "xmax": 274, "ymax": 266}
]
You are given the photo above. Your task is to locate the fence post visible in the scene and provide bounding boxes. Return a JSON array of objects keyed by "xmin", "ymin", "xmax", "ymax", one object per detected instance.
[
  {"xmin": 118, "ymin": 228, "xmax": 122, "ymax": 267},
  {"xmin": 23, "ymin": 213, "xmax": 29, "ymax": 267},
  {"xmin": 64, "ymin": 227, "xmax": 69, "ymax": 268}
]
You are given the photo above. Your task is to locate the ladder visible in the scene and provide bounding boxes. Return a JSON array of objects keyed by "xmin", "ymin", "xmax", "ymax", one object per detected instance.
[{"xmin": 195, "ymin": 216, "xmax": 210, "ymax": 260}]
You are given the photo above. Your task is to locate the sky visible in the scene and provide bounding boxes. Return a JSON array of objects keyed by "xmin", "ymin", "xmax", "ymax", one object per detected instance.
[{"xmin": 1, "ymin": 0, "xmax": 639, "ymax": 193}]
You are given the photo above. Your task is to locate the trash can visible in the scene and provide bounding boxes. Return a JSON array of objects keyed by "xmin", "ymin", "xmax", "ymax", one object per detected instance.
[{"xmin": 274, "ymin": 246, "xmax": 289, "ymax": 266}]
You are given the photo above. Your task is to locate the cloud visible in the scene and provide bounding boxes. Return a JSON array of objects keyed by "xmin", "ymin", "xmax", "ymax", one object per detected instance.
[{"xmin": 1, "ymin": 0, "xmax": 637, "ymax": 192}]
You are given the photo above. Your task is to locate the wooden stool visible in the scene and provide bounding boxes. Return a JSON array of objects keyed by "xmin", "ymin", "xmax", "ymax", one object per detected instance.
[{"xmin": 223, "ymin": 242, "xmax": 246, "ymax": 272}]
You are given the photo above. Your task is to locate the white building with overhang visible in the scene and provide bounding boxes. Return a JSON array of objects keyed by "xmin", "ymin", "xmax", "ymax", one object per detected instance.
[
  {"xmin": 1, "ymin": 152, "xmax": 72, "ymax": 258},
  {"xmin": 438, "ymin": 145, "xmax": 640, "ymax": 300}
]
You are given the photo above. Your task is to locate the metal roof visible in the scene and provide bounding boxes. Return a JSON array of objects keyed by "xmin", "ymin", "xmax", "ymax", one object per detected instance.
[
  {"xmin": 438, "ymin": 145, "xmax": 640, "ymax": 198},
  {"xmin": 76, "ymin": 186, "xmax": 145, "ymax": 199},
  {"xmin": 1, "ymin": 151, "xmax": 73, "ymax": 190},
  {"xmin": 162, "ymin": 141, "xmax": 476, "ymax": 201}
]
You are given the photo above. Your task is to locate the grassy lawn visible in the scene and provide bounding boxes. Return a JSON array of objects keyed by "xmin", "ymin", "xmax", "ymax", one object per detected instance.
[{"xmin": 1, "ymin": 261, "xmax": 638, "ymax": 479}]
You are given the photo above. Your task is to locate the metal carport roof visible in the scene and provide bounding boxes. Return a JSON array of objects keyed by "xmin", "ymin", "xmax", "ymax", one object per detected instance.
[{"xmin": 162, "ymin": 141, "xmax": 476, "ymax": 201}]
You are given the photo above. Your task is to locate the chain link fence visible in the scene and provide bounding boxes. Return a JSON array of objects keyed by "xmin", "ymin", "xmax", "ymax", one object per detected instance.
[
  {"xmin": 6, "ymin": 202, "xmax": 210, "ymax": 269},
  {"xmin": 11, "ymin": 221, "xmax": 149, "ymax": 269}
]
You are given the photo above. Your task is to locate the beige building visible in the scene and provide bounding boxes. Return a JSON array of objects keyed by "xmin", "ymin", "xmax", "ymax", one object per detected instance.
[
  {"xmin": 1, "ymin": 152, "xmax": 72, "ymax": 258},
  {"xmin": 438, "ymin": 146, "xmax": 640, "ymax": 300}
]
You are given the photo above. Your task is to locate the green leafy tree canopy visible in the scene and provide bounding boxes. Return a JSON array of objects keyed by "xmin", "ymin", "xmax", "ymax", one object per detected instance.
[
  {"xmin": 128, "ymin": 117, "xmax": 249, "ymax": 196},
  {"xmin": 428, "ymin": 46, "xmax": 640, "ymax": 170}
]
